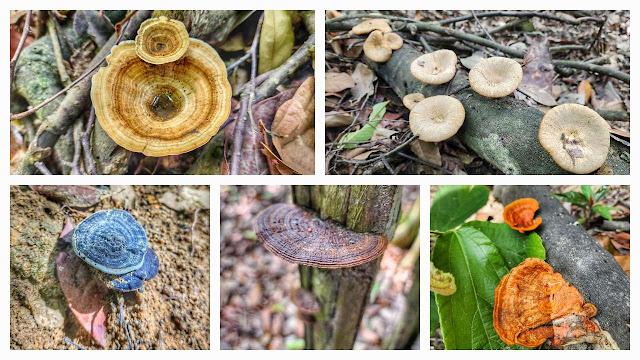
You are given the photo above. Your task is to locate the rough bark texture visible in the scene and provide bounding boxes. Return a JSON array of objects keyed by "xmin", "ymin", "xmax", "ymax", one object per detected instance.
[
  {"xmin": 292, "ymin": 185, "xmax": 402, "ymax": 349},
  {"xmin": 383, "ymin": 258, "xmax": 419, "ymax": 349},
  {"xmin": 366, "ymin": 46, "xmax": 630, "ymax": 175},
  {"xmin": 493, "ymin": 185, "xmax": 630, "ymax": 349},
  {"xmin": 152, "ymin": 10, "xmax": 246, "ymax": 44}
]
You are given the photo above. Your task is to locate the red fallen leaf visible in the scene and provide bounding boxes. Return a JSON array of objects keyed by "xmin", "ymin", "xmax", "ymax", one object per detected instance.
[
  {"xmin": 383, "ymin": 112, "xmax": 403, "ymax": 120},
  {"xmin": 10, "ymin": 24, "xmax": 34, "ymax": 59},
  {"xmin": 601, "ymin": 232, "xmax": 630, "ymax": 250},
  {"xmin": 56, "ymin": 249, "xmax": 108, "ymax": 347},
  {"xmin": 30, "ymin": 185, "xmax": 105, "ymax": 208}
]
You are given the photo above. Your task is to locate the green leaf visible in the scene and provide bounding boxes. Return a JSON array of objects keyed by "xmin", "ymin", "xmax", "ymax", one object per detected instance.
[
  {"xmin": 430, "ymin": 186, "xmax": 490, "ymax": 231},
  {"xmin": 581, "ymin": 185, "xmax": 593, "ymax": 203},
  {"xmin": 592, "ymin": 205, "xmax": 618, "ymax": 221},
  {"xmin": 285, "ymin": 338, "xmax": 305, "ymax": 350},
  {"xmin": 594, "ymin": 185, "xmax": 610, "ymax": 202},
  {"xmin": 338, "ymin": 101, "xmax": 388, "ymax": 149},
  {"xmin": 432, "ymin": 227, "xmax": 513, "ymax": 349},
  {"xmin": 463, "ymin": 221, "xmax": 545, "ymax": 269},
  {"xmin": 430, "ymin": 291, "xmax": 439, "ymax": 337},
  {"xmin": 258, "ymin": 10, "xmax": 294, "ymax": 74},
  {"xmin": 552, "ymin": 191, "xmax": 588, "ymax": 206}
]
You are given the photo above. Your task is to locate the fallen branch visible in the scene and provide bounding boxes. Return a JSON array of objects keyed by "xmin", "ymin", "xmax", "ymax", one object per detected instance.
[{"xmin": 9, "ymin": 10, "xmax": 32, "ymax": 91}]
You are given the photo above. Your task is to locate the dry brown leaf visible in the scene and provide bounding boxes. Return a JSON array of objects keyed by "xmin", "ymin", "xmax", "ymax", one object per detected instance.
[
  {"xmin": 325, "ymin": 72, "xmax": 356, "ymax": 93},
  {"xmin": 578, "ymin": 80, "xmax": 593, "ymax": 103},
  {"xmin": 351, "ymin": 62, "xmax": 376, "ymax": 102},
  {"xmin": 614, "ymin": 254, "xmax": 630, "ymax": 277},
  {"xmin": 410, "ymin": 139, "xmax": 441, "ymax": 166},
  {"xmin": 325, "ymin": 112, "xmax": 354, "ymax": 127},
  {"xmin": 272, "ymin": 76, "xmax": 315, "ymax": 174}
]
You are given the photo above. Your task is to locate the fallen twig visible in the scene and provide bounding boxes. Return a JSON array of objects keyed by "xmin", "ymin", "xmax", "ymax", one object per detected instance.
[
  {"xmin": 10, "ymin": 10, "xmax": 32, "ymax": 92},
  {"xmin": 81, "ymin": 107, "xmax": 99, "ymax": 174},
  {"xmin": 190, "ymin": 208, "xmax": 201, "ymax": 257}
]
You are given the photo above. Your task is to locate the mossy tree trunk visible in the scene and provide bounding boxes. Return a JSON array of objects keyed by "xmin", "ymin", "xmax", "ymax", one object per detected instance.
[{"xmin": 292, "ymin": 185, "xmax": 402, "ymax": 349}]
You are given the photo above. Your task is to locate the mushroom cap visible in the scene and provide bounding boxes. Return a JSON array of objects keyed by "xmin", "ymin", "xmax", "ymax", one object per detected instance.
[
  {"xmin": 402, "ymin": 93, "xmax": 425, "ymax": 110},
  {"xmin": 91, "ymin": 39, "xmax": 231, "ymax": 156},
  {"xmin": 254, "ymin": 203, "xmax": 388, "ymax": 268},
  {"xmin": 384, "ymin": 32, "xmax": 403, "ymax": 50},
  {"xmin": 409, "ymin": 95, "xmax": 465, "ymax": 142},
  {"xmin": 503, "ymin": 198, "xmax": 542, "ymax": 233},
  {"xmin": 98, "ymin": 248, "xmax": 159, "ymax": 292},
  {"xmin": 410, "ymin": 50, "xmax": 458, "ymax": 85},
  {"xmin": 349, "ymin": 19, "xmax": 392, "ymax": 35},
  {"xmin": 135, "ymin": 16, "xmax": 190, "ymax": 64},
  {"xmin": 469, "ymin": 57, "xmax": 523, "ymax": 97},
  {"xmin": 363, "ymin": 30, "xmax": 392, "ymax": 63},
  {"xmin": 538, "ymin": 104, "xmax": 610, "ymax": 174},
  {"xmin": 72, "ymin": 210, "xmax": 148, "ymax": 275},
  {"xmin": 493, "ymin": 258, "xmax": 597, "ymax": 347},
  {"xmin": 291, "ymin": 288, "xmax": 320, "ymax": 315}
]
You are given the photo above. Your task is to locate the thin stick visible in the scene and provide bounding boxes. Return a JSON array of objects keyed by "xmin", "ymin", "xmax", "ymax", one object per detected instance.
[
  {"xmin": 69, "ymin": 119, "xmax": 84, "ymax": 174},
  {"xmin": 226, "ymin": 52, "xmax": 251, "ymax": 73},
  {"xmin": 47, "ymin": 14, "xmax": 71, "ymax": 86},
  {"xmin": 64, "ymin": 337, "xmax": 86, "ymax": 350},
  {"xmin": 190, "ymin": 208, "xmax": 201, "ymax": 257},
  {"xmin": 81, "ymin": 107, "xmax": 98, "ymax": 174},
  {"xmin": 34, "ymin": 161, "xmax": 52, "ymax": 175},
  {"xmin": 10, "ymin": 10, "xmax": 32, "ymax": 91}
]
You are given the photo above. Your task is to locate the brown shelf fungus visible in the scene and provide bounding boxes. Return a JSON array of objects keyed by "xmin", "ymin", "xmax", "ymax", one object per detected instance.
[
  {"xmin": 135, "ymin": 16, "xmax": 190, "ymax": 65},
  {"xmin": 363, "ymin": 30, "xmax": 403, "ymax": 63},
  {"xmin": 409, "ymin": 95, "xmax": 465, "ymax": 142},
  {"xmin": 494, "ymin": 258, "xmax": 600, "ymax": 348},
  {"xmin": 349, "ymin": 19, "xmax": 392, "ymax": 35},
  {"xmin": 538, "ymin": 104, "xmax": 610, "ymax": 174},
  {"xmin": 469, "ymin": 57, "xmax": 523, "ymax": 98},
  {"xmin": 503, "ymin": 198, "xmax": 542, "ymax": 233},
  {"xmin": 410, "ymin": 50, "xmax": 458, "ymax": 85},
  {"xmin": 291, "ymin": 288, "xmax": 320, "ymax": 323},
  {"xmin": 254, "ymin": 203, "xmax": 388, "ymax": 268},
  {"xmin": 402, "ymin": 93, "xmax": 425, "ymax": 110},
  {"xmin": 91, "ymin": 39, "xmax": 231, "ymax": 156}
]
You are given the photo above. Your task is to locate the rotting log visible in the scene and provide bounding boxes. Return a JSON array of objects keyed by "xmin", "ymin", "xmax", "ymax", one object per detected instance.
[
  {"xmin": 494, "ymin": 185, "xmax": 630, "ymax": 349},
  {"xmin": 292, "ymin": 185, "xmax": 402, "ymax": 349},
  {"xmin": 366, "ymin": 46, "xmax": 630, "ymax": 175}
]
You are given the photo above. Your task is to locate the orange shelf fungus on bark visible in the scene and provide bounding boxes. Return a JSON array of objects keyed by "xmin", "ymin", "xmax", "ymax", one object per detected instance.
[
  {"xmin": 493, "ymin": 258, "xmax": 600, "ymax": 348},
  {"xmin": 503, "ymin": 198, "xmax": 542, "ymax": 233}
]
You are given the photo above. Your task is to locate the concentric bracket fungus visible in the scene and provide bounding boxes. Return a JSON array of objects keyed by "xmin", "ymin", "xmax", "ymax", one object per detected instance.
[
  {"xmin": 538, "ymin": 104, "xmax": 610, "ymax": 174},
  {"xmin": 135, "ymin": 16, "xmax": 190, "ymax": 64},
  {"xmin": 430, "ymin": 261, "xmax": 456, "ymax": 295},
  {"xmin": 469, "ymin": 57, "xmax": 523, "ymax": 98},
  {"xmin": 503, "ymin": 198, "xmax": 542, "ymax": 233},
  {"xmin": 291, "ymin": 288, "xmax": 321, "ymax": 323},
  {"xmin": 493, "ymin": 258, "xmax": 600, "ymax": 348},
  {"xmin": 254, "ymin": 203, "xmax": 388, "ymax": 268},
  {"xmin": 409, "ymin": 95, "xmax": 465, "ymax": 142},
  {"xmin": 410, "ymin": 50, "xmax": 458, "ymax": 85},
  {"xmin": 91, "ymin": 39, "xmax": 231, "ymax": 156},
  {"xmin": 349, "ymin": 19, "xmax": 392, "ymax": 35}
]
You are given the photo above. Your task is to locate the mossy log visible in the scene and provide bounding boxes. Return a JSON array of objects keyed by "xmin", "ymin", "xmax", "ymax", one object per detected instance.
[
  {"xmin": 292, "ymin": 185, "xmax": 402, "ymax": 349},
  {"xmin": 494, "ymin": 185, "xmax": 630, "ymax": 349},
  {"xmin": 366, "ymin": 46, "xmax": 630, "ymax": 175}
]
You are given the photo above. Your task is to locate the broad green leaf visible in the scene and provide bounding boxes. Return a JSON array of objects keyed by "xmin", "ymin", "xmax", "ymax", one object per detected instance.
[
  {"xmin": 594, "ymin": 185, "xmax": 610, "ymax": 202},
  {"xmin": 430, "ymin": 185, "xmax": 490, "ymax": 231},
  {"xmin": 432, "ymin": 227, "xmax": 512, "ymax": 349},
  {"xmin": 593, "ymin": 205, "xmax": 618, "ymax": 221},
  {"xmin": 258, "ymin": 10, "xmax": 294, "ymax": 74},
  {"xmin": 552, "ymin": 191, "xmax": 588, "ymax": 206},
  {"xmin": 430, "ymin": 291, "xmax": 439, "ymax": 336},
  {"xmin": 463, "ymin": 221, "xmax": 545, "ymax": 269},
  {"xmin": 581, "ymin": 185, "xmax": 593, "ymax": 203},
  {"xmin": 338, "ymin": 101, "xmax": 388, "ymax": 149}
]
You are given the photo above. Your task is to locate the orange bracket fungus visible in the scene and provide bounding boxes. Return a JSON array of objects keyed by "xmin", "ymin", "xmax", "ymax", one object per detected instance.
[
  {"xmin": 135, "ymin": 16, "xmax": 190, "ymax": 64},
  {"xmin": 503, "ymin": 198, "xmax": 542, "ymax": 233},
  {"xmin": 91, "ymin": 36, "xmax": 231, "ymax": 156},
  {"xmin": 410, "ymin": 49, "xmax": 458, "ymax": 85},
  {"xmin": 254, "ymin": 203, "xmax": 388, "ymax": 268},
  {"xmin": 469, "ymin": 57, "xmax": 523, "ymax": 98},
  {"xmin": 493, "ymin": 258, "xmax": 601, "ymax": 348},
  {"xmin": 409, "ymin": 95, "xmax": 465, "ymax": 142},
  {"xmin": 538, "ymin": 104, "xmax": 611, "ymax": 174}
]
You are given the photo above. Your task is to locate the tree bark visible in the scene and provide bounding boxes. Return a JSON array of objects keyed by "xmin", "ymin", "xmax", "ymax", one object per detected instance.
[
  {"xmin": 366, "ymin": 46, "xmax": 630, "ymax": 175},
  {"xmin": 493, "ymin": 185, "xmax": 630, "ymax": 349},
  {"xmin": 383, "ymin": 257, "xmax": 419, "ymax": 349},
  {"xmin": 292, "ymin": 185, "xmax": 402, "ymax": 349}
]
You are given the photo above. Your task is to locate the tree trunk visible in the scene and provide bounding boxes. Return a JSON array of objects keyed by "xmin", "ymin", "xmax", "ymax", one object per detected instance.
[
  {"xmin": 292, "ymin": 185, "xmax": 402, "ymax": 349},
  {"xmin": 493, "ymin": 185, "xmax": 630, "ymax": 349},
  {"xmin": 383, "ymin": 257, "xmax": 420, "ymax": 349},
  {"xmin": 365, "ymin": 46, "xmax": 630, "ymax": 175}
]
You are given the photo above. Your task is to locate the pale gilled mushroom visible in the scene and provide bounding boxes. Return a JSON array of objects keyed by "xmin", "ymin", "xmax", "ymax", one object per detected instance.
[
  {"xmin": 410, "ymin": 49, "xmax": 458, "ymax": 85},
  {"xmin": 469, "ymin": 57, "xmax": 523, "ymax": 98},
  {"xmin": 91, "ymin": 39, "xmax": 232, "ymax": 156},
  {"xmin": 538, "ymin": 104, "xmax": 610, "ymax": 174},
  {"xmin": 363, "ymin": 30, "xmax": 403, "ymax": 63},
  {"xmin": 409, "ymin": 95, "xmax": 465, "ymax": 142},
  {"xmin": 403, "ymin": 93, "xmax": 425, "ymax": 110},
  {"xmin": 135, "ymin": 16, "xmax": 190, "ymax": 64},
  {"xmin": 349, "ymin": 19, "xmax": 392, "ymax": 35}
]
